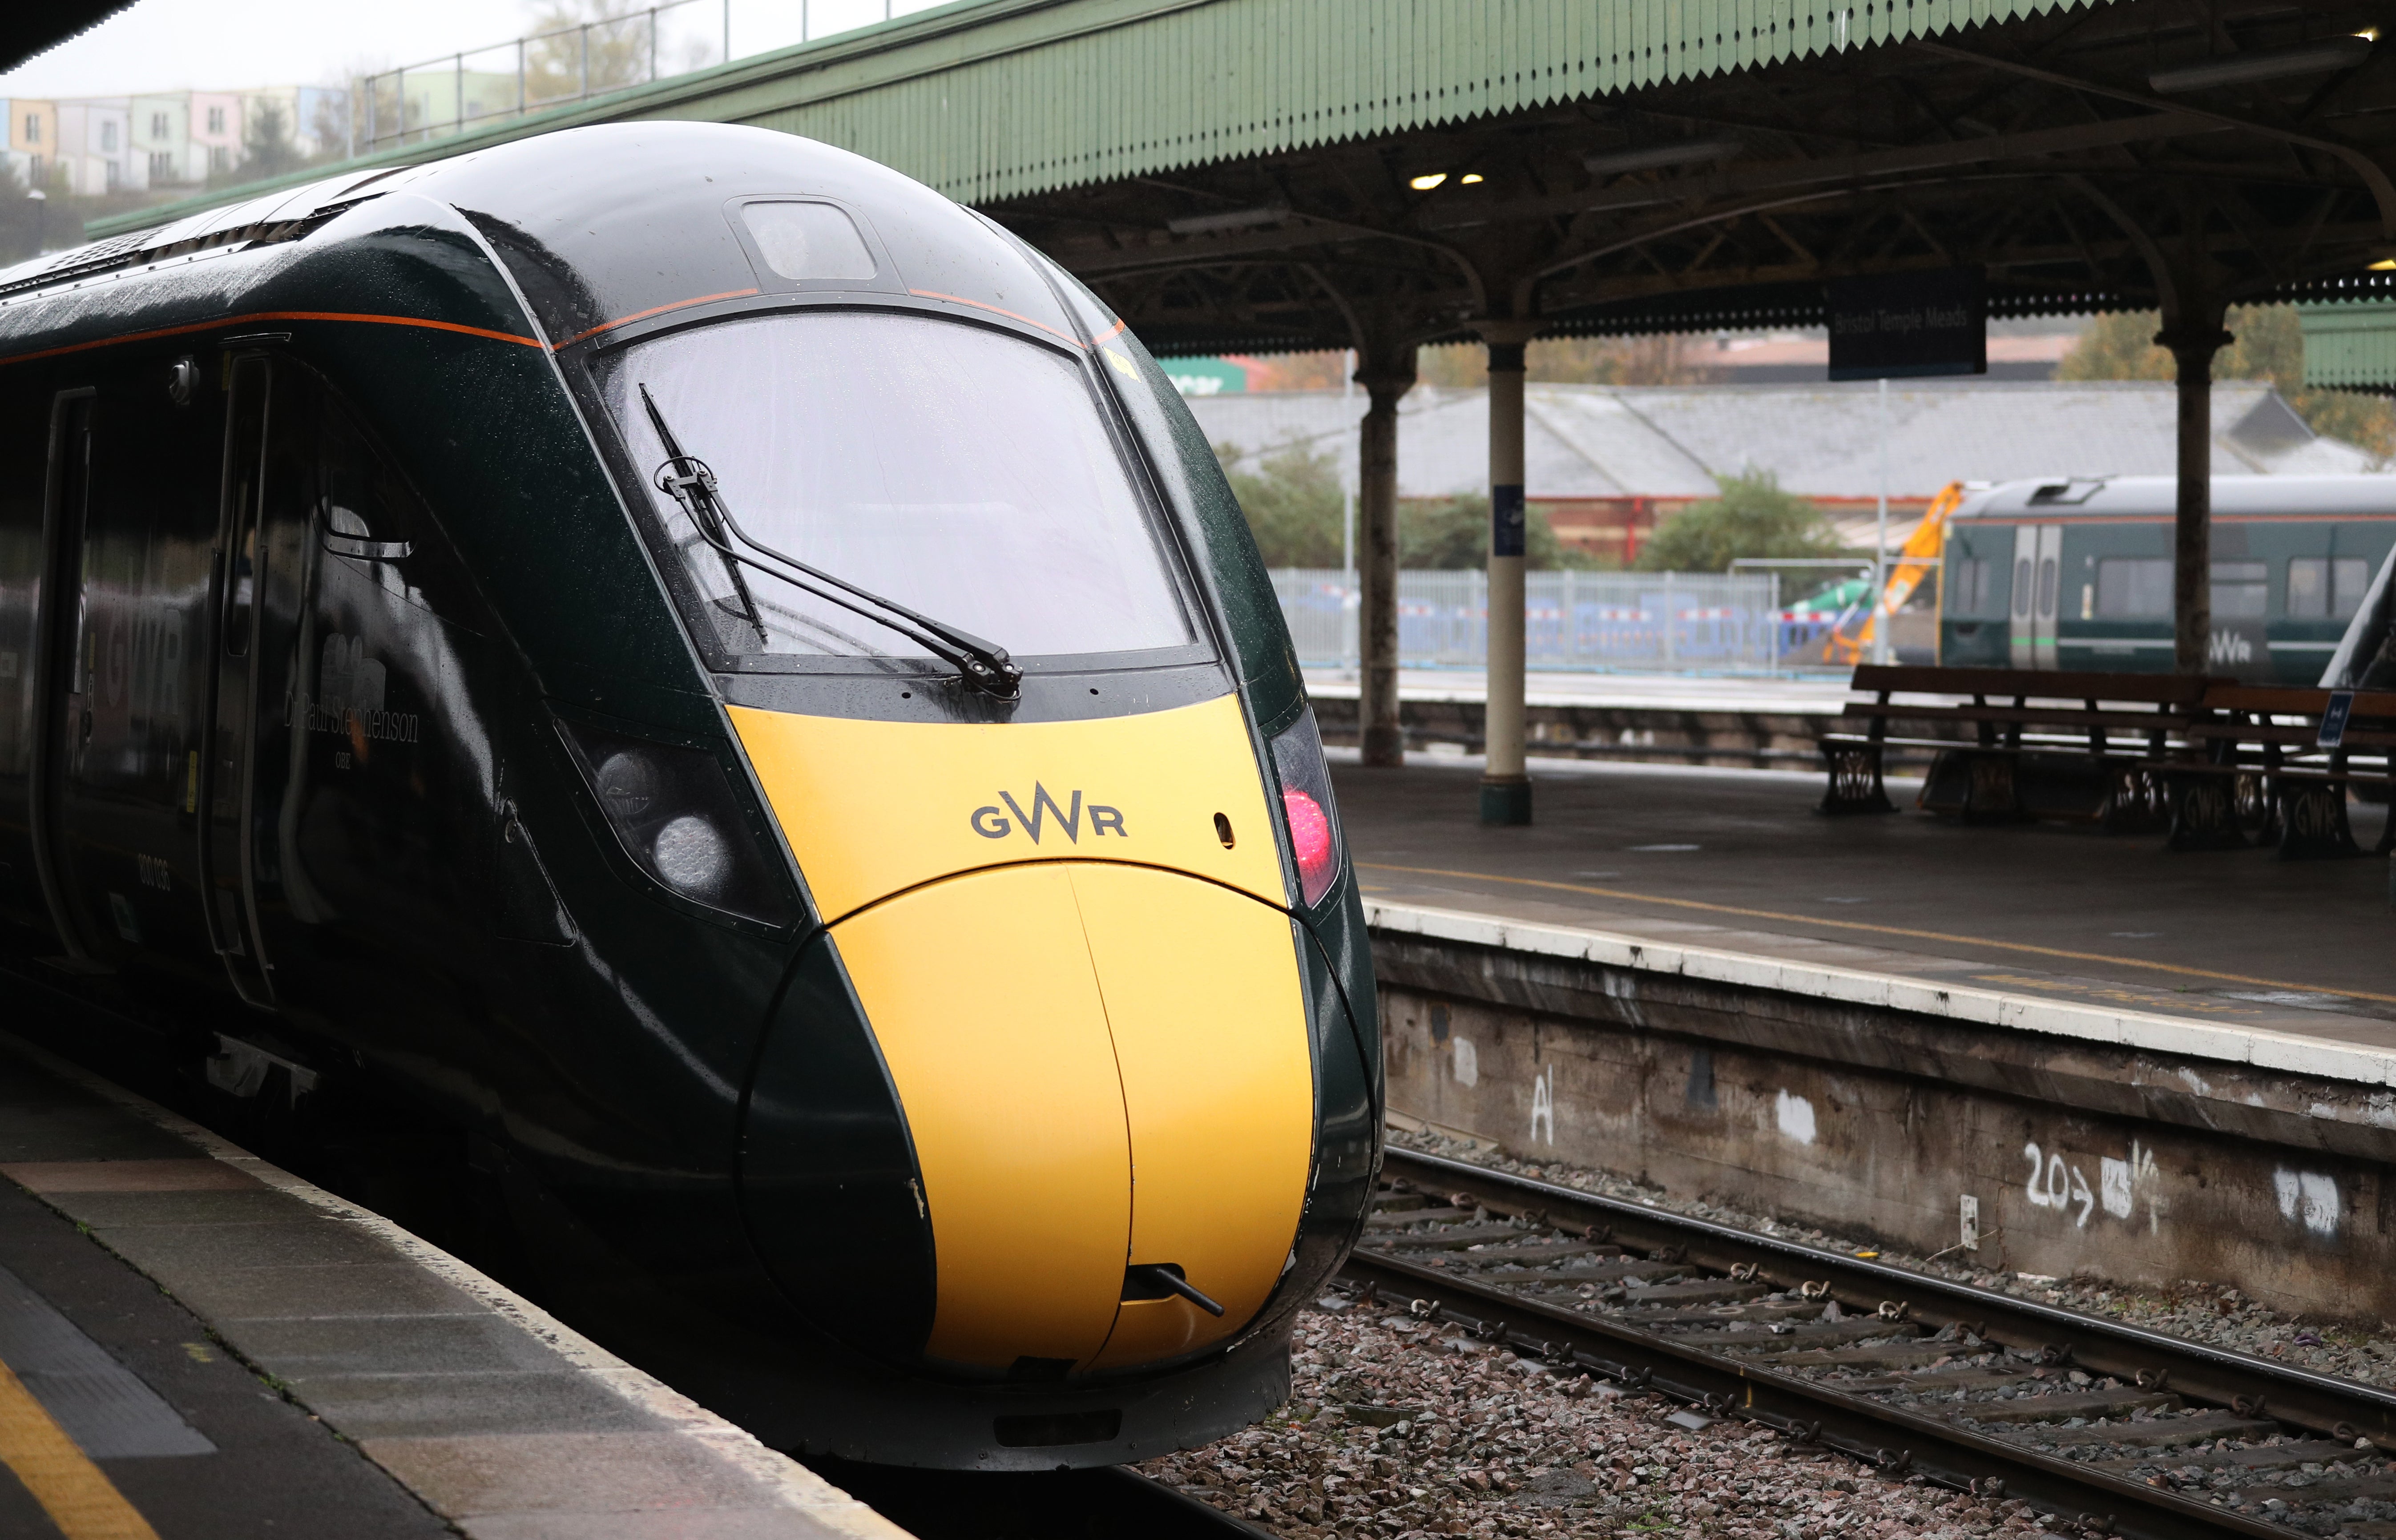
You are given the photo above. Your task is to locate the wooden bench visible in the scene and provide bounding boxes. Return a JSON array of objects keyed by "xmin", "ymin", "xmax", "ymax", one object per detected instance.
[
  {"xmin": 2182, "ymin": 685, "xmax": 2396, "ymax": 858},
  {"xmin": 1820, "ymin": 666, "xmax": 2220, "ymax": 832},
  {"xmin": 1823, "ymin": 667, "xmax": 2396, "ymax": 859}
]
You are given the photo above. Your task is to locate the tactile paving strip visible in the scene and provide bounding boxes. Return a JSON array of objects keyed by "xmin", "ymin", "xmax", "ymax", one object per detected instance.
[{"xmin": 0, "ymin": 1262, "xmax": 214, "ymax": 1459}]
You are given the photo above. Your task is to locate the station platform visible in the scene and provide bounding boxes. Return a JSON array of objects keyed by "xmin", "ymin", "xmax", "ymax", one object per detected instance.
[
  {"xmin": 1336, "ymin": 750, "xmax": 2396, "ymax": 1065},
  {"xmin": 1340, "ymin": 752, "xmax": 2396, "ymax": 1316},
  {"xmin": 0, "ymin": 1031, "xmax": 904, "ymax": 1540}
]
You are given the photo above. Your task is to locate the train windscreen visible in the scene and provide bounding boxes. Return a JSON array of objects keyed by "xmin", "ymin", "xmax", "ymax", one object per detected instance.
[{"xmin": 604, "ymin": 311, "xmax": 1193, "ymax": 665}]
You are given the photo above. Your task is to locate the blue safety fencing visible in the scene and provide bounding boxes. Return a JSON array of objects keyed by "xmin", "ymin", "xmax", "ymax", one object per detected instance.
[{"xmin": 1272, "ymin": 569, "xmax": 1835, "ymax": 671}]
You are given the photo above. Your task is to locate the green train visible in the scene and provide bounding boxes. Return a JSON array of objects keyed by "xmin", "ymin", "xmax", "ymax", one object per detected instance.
[
  {"xmin": 0, "ymin": 121, "xmax": 1378, "ymax": 1468},
  {"xmin": 1932, "ymin": 476, "xmax": 2396, "ymax": 683}
]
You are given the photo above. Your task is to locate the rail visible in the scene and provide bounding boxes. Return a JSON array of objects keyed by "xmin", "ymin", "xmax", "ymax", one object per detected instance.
[{"xmin": 1344, "ymin": 1146, "xmax": 2396, "ymax": 1540}]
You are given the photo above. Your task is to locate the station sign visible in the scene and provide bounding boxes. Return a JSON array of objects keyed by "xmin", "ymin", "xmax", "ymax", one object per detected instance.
[
  {"xmin": 1827, "ymin": 267, "xmax": 1987, "ymax": 380},
  {"xmin": 1166, "ymin": 357, "xmax": 1250, "ymax": 396}
]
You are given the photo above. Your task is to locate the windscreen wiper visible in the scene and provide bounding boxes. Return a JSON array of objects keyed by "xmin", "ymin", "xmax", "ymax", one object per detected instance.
[{"xmin": 639, "ymin": 386, "xmax": 1022, "ymax": 698}]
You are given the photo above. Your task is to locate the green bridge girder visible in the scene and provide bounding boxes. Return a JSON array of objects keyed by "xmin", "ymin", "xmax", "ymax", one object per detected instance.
[{"xmin": 100, "ymin": 0, "xmax": 2093, "ymax": 227}]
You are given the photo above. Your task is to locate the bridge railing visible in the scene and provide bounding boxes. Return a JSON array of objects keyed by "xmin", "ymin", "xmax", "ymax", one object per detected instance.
[
  {"xmin": 350, "ymin": 0, "xmax": 921, "ymax": 155},
  {"xmin": 1271, "ymin": 568, "xmax": 1834, "ymax": 674}
]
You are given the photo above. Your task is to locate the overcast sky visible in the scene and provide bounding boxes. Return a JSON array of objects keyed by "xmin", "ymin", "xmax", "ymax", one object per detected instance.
[{"xmin": 0, "ymin": 0, "xmax": 937, "ymax": 99}]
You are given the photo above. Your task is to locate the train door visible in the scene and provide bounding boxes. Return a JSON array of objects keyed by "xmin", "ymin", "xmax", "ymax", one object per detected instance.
[
  {"xmin": 31, "ymin": 371, "xmax": 218, "ymax": 978},
  {"xmin": 26, "ymin": 392, "xmax": 101, "ymax": 965},
  {"xmin": 199, "ymin": 355, "xmax": 276, "ymax": 1005},
  {"xmin": 2009, "ymin": 524, "xmax": 2060, "ymax": 668}
]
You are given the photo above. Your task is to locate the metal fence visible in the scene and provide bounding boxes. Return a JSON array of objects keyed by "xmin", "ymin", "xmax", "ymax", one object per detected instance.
[
  {"xmin": 1271, "ymin": 569, "xmax": 1842, "ymax": 673},
  {"xmin": 354, "ymin": 0, "xmax": 913, "ymax": 154}
]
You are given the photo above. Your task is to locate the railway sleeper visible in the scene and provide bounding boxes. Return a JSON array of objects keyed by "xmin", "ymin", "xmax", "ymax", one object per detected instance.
[
  {"xmin": 2092, "ymin": 1439, "xmax": 2372, "ymax": 1476},
  {"xmin": 2001, "ymin": 1411, "xmax": 2286, "ymax": 1450},
  {"xmin": 1943, "ymin": 1389, "xmax": 2182, "ymax": 1424}
]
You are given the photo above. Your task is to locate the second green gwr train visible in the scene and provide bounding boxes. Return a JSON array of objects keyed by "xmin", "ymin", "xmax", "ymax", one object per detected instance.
[{"xmin": 1929, "ymin": 476, "xmax": 2396, "ymax": 682}]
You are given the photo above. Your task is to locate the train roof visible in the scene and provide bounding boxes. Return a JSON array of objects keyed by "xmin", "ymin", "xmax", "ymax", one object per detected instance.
[
  {"xmin": 0, "ymin": 123, "xmax": 1093, "ymax": 357},
  {"xmin": 1953, "ymin": 474, "xmax": 2396, "ymax": 520}
]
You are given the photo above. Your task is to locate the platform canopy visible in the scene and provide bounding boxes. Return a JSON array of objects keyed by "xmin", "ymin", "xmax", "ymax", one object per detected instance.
[
  {"xmin": 0, "ymin": 3, "xmax": 137, "ymax": 75},
  {"xmin": 91, "ymin": 0, "xmax": 2396, "ymax": 355},
  {"xmin": 78, "ymin": 0, "xmax": 2396, "ymax": 759},
  {"xmin": 979, "ymin": 0, "xmax": 2396, "ymax": 358}
]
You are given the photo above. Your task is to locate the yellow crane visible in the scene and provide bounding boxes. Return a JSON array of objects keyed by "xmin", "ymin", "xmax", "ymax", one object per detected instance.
[{"xmin": 1825, "ymin": 480, "xmax": 1965, "ymax": 666}]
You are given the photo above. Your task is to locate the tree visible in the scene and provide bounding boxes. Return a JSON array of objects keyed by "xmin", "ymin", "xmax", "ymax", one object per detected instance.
[
  {"xmin": 525, "ymin": 0, "xmax": 678, "ymax": 105},
  {"xmin": 1218, "ymin": 438, "xmax": 1347, "ymax": 567},
  {"xmin": 2057, "ymin": 305, "xmax": 2396, "ymax": 462},
  {"xmin": 1400, "ymin": 493, "xmax": 1592, "ymax": 570},
  {"xmin": 0, "ymin": 161, "xmax": 45, "ymax": 265},
  {"xmin": 1214, "ymin": 439, "xmax": 1593, "ymax": 568},
  {"xmin": 233, "ymin": 99, "xmax": 304, "ymax": 183},
  {"xmin": 1635, "ymin": 469, "xmax": 1847, "ymax": 573},
  {"xmin": 1416, "ymin": 335, "xmax": 1718, "ymax": 387}
]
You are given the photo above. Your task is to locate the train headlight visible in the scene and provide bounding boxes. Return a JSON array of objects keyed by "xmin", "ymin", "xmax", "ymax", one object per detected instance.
[
  {"xmin": 1268, "ymin": 707, "xmax": 1345, "ymax": 907},
  {"xmin": 652, "ymin": 814, "xmax": 730, "ymax": 897},
  {"xmin": 557, "ymin": 717, "xmax": 799, "ymax": 927}
]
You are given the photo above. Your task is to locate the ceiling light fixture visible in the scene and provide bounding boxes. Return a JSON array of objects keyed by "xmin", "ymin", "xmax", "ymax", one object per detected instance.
[
  {"xmin": 1460, "ymin": 172, "xmax": 1485, "ymax": 185},
  {"xmin": 1165, "ymin": 202, "xmax": 1291, "ymax": 235},
  {"xmin": 2372, "ymin": 258, "xmax": 2396, "ymax": 270},
  {"xmin": 1581, "ymin": 138, "xmax": 1743, "ymax": 177},
  {"xmin": 1408, "ymin": 172, "xmax": 1448, "ymax": 191},
  {"xmin": 2148, "ymin": 35, "xmax": 2372, "ymax": 93}
]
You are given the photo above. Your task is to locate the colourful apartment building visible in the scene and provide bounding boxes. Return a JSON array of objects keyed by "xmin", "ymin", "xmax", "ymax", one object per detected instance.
[{"xmin": 2, "ymin": 98, "xmax": 59, "ymax": 189}]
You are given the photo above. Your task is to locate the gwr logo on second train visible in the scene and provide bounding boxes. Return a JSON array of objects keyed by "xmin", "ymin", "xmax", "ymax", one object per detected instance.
[{"xmin": 970, "ymin": 784, "xmax": 1126, "ymax": 843}]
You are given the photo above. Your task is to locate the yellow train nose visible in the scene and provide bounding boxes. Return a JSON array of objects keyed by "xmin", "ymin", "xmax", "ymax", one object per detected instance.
[{"xmin": 828, "ymin": 861, "xmax": 1314, "ymax": 1374}]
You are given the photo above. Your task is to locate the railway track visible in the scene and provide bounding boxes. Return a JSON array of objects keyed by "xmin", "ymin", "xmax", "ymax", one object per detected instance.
[
  {"xmin": 806, "ymin": 1456, "xmax": 1271, "ymax": 1539},
  {"xmin": 1335, "ymin": 1146, "xmax": 2396, "ymax": 1540}
]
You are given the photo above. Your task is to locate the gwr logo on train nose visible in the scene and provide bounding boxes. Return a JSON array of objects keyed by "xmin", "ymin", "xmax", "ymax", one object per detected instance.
[{"xmin": 969, "ymin": 783, "xmax": 1127, "ymax": 843}]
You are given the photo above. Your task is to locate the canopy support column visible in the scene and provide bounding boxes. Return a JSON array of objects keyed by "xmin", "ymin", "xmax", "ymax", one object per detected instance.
[
  {"xmin": 1476, "ymin": 320, "xmax": 1540, "ymax": 826},
  {"xmin": 2158, "ymin": 304, "xmax": 2232, "ymax": 675},
  {"xmin": 1355, "ymin": 344, "xmax": 1416, "ymax": 768}
]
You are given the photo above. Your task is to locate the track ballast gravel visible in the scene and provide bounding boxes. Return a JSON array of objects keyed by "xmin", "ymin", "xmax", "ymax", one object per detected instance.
[
  {"xmin": 1139, "ymin": 1128, "xmax": 2396, "ymax": 1538},
  {"xmin": 1139, "ymin": 1301, "xmax": 2060, "ymax": 1539}
]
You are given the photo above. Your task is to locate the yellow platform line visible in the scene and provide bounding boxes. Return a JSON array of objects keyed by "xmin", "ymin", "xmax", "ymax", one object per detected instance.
[
  {"xmin": 0, "ymin": 1358, "xmax": 159, "ymax": 1540},
  {"xmin": 1360, "ymin": 861, "xmax": 2396, "ymax": 1007}
]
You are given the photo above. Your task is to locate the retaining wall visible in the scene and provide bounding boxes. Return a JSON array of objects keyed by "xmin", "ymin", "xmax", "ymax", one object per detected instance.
[{"xmin": 1373, "ymin": 903, "xmax": 2396, "ymax": 1323}]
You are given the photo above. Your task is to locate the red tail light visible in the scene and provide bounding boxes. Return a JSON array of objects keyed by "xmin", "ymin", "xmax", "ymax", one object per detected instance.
[
  {"xmin": 1269, "ymin": 710, "xmax": 1344, "ymax": 907},
  {"xmin": 1282, "ymin": 787, "xmax": 1335, "ymax": 898}
]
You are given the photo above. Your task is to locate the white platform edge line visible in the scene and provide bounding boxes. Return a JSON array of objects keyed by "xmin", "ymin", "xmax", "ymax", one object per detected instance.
[
  {"xmin": 0, "ymin": 1028, "xmax": 912, "ymax": 1540},
  {"xmin": 1362, "ymin": 899, "xmax": 2396, "ymax": 1089}
]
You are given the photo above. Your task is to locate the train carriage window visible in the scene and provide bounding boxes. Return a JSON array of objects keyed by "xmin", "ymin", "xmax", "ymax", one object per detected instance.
[
  {"xmin": 2291, "ymin": 557, "xmax": 2330, "ymax": 618},
  {"xmin": 603, "ymin": 311, "xmax": 1193, "ymax": 665},
  {"xmin": 2290, "ymin": 556, "xmax": 2372, "ymax": 620},
  {"xmin": 2095, "ymin": 557, "xmax": 2173, "ymax": 619},
  {"xmin": 2336, "ymin": 557, "xmax": 2372, "ymax": 618},
  {"xmin": 2012, "ymin": 557, "xmax": 2033, "ymax": 617},
  {"xmin": 2211, "ymin": 560, "xmax": 2267, "ymax": 619},
  {"xmin": 222, "ymin": 363, "xmax": 268, "ymax": 657},
  {"xmin": 1947, "ymin": 557, "xmax": 1991, "ymax": 615},
  {"xmin": 313, "ymin": 399, "xmax": 443, "ymax": 620}
]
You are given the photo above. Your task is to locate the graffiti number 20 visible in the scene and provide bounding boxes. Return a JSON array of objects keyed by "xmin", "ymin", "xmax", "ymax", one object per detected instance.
[{"xmin": 2022, "ymin": 1141, "xmax": 2094, "ymax": 1226}]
